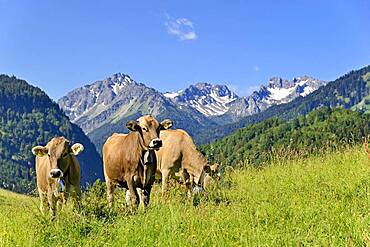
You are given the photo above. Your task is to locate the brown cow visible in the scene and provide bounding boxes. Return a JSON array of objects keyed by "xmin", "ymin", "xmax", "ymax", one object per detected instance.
[
  {"xmin": 103, "ymin": 115, "xmax": 172, "ymax": 209},
  {"xmin": 32, "ymin": 137, "xmax": 84, "ymax": 216},
  {"xmin": 155, "ymin": 129, "xmax": 220, "ymax": 197}
]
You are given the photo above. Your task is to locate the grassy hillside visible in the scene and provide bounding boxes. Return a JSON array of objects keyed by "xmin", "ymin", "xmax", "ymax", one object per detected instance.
[{"xmin": 1, "ymin": 147, "xmax": 370, "ymax": 246}]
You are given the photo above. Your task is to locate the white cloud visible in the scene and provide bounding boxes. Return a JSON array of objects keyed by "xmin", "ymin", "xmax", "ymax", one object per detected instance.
[
  {"xmin": 165, "ymin": 15, "xmax": 197, "ymax": 41},
  {"xmin": 253, "ymin": 65, "xmax": 260, "ymax": 72}
]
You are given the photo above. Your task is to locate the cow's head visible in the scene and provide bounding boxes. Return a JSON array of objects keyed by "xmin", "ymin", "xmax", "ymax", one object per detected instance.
[
  {"xmin": 32, "ymin": 137, "xmax": 84, "ymax": 179},
  {"xmin": 201, "ymin": 163, "xmax": 221, "ymax": 190},
  {"xmin": 126, "ymin": 115, "xmax": 173, "ymax": 150}
]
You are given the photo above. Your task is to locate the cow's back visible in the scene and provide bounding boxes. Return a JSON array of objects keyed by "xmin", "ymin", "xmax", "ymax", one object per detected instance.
[
  {"xmin": 156, "ymin": 129, "xmax": 207, "ymax": 182},
  {"xmin": 103, "ymin": 133, "xmax": 140, "ymax": 182},
  {"xmin": 156, "ymin": 129, "xmax": 188, "ymax": 173}
]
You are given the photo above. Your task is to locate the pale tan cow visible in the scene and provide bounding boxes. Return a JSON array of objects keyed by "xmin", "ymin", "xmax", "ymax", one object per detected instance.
[
  {"xmin": 155, "ymin": 129, "xmax": 220, "ymax": 197},
  {"xmin": 103, "ymin": 115, "xmax": 172, "ymax": 209},
  {"xmin": 32, "ymin": 137, "xmax": 84, "ymax": 216}
]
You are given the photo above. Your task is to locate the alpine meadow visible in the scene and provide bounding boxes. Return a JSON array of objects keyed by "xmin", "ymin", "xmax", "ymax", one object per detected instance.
[
  {"xmin": 1, "ymin": 1, "xmax": 370, "ymax": 246},
  {"xmin": 1, "ymin": 147, "xmax": 370, "ymax": 246}
]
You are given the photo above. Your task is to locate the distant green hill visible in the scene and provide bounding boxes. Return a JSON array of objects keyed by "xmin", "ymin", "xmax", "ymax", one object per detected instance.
[
  {"xmin": 200, "ymin": 107, "xmax": 370, "ymax": 167},
  {"xmin": 0, "ymin": 75, "xmax": 103, "ymax": 193},
  {"xmin": 196, "ymin": 65, "xmax": 370, "ymax": 144}
]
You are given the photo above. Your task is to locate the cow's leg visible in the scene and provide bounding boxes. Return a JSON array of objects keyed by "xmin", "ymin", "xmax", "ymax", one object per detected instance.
[
  {"xmin": 47, "ymin": 190, "xmax": 57, "ymax": 218},
  {"xmin": 125, "ymin": 189, "xmax": 131, "ymax": 207},
  {"xmin": 136, "ymin": 188, "xmax": 144, "ymax": 208},
  {"xmin": 106, "ymin": 179, "xmax": 116, "ymax": 208},
  {"xmin": 185, "ymin": 176, "xmax": 194, "ymax": 198},
  {"xmin": 182, "ymin": 171, "xmax": 193, "ymax": 197},
  {"xmin": 74, "ymin": 186, "xmax": 82, "ymax": 210},
  {"xmin": 56, "ymin": 192, "xmax": 64, "ymax": 211},
  {"xmin": 126, "ymin": 177, "xmax": 139, "ymax": 210},
  {"xmin": 56, "ymin": 185, "xmax": 68, "ymax": 209},
  {"xmin": 75, "ymin": 186, "xmax": 81, "ymax": 200},
  {"xmin": 38, "ymin": 189, "xmax": 48, "ymax": 215},
  {"xmin": 142, "ymin": 187, "xmax": 152, "ymax": 208},
  {"xmin": 161, "ymin": 169, "xmax": 170, "ymax": 199},
  {"xmin": 65, "ymin": 184, "xmax": 81, "ymax": 210}
]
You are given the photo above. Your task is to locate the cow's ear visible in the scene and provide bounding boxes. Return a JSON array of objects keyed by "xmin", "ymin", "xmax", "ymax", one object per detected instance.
[
  {"xmin": 126, "ymin": 120, "xmax": 140, "ymax": 131},
  {"xmin": 160, "ymin": 119, "xmax": 173, "ymax": 130},
  {"xmin": 71, "ymin": 143, "xmax": 84, "ymax": 156},
  {"xmin": 211, "ymin": 163, "xmax": 220, "ymax": 173},
  {"xmin": 32, "ymin": 146, "xmax": 48, "ymax": 157}
]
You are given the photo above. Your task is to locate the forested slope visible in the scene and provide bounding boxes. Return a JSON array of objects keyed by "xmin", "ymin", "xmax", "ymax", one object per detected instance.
[
  {"xmin": 200, "ymin": 107, "xmax": 370, "ymax": 167},
  {"xmin": 0, "ymin": 75, "xmax": 103, "ymax": 193}
]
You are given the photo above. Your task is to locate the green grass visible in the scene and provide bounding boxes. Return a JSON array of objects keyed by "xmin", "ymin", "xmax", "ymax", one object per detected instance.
[{"xmin": 1, "ymin": 147, "xmax": 370, "ymax": 246}]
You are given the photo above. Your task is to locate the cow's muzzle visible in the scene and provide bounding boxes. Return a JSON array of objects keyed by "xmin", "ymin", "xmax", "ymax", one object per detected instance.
[
  {"xmin": 149, "ymin": 138, "xmax": 162, "ymax": 149},
  {"xmin": 50, "ymin": 169, "xmax": 64, "ymax": 179}
]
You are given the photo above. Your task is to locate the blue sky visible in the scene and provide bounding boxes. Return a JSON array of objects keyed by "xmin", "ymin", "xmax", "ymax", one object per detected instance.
[{"xmin": 1, "ymin": 0, "xmax": 369, "ymax": 99}]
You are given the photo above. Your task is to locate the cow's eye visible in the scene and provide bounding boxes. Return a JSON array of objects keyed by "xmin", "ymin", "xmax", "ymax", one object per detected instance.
[{"xmin": 142, "ymin": 127, "xmax": 148, "ymax": 132}]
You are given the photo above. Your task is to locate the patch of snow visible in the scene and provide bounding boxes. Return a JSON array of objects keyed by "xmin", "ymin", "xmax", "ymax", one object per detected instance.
[
  {"xmin": 298, "ymin": 79, "xmax": 308, "ymax": 86},
  {"xmin": 189, "ymin": 97, "xmax": 231, "ymax": 116},
  {"xmin": 180, "ymin": 87, "xmax": 238, "ymax": 116},
  {"xmin": 123, "ymin": 76, "xmax": 132, "ymax": 85},
  {"xmin": 267, "ymin": 87, "xmax": 295, "ymax": 101},
  {"xmin": 210, "ymin": 91, "xmax": 237, "ymax": 104},
  {"xmin": 301, "ymin": 86, "xmax": 314, "ymax": 96},
  {"xmin": 164, "ymin": 92, "xmax": 180, "ymax": 98},
  {"xmin": 112, "ymin": 84, "xmax": 119, "ymax": 95}
]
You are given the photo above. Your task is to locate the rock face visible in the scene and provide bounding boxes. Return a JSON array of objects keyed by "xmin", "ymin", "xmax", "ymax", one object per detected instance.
[
  {"xmin": 58, "ymin": 73, "xmax": 324, "ymax": 150},
  {"xmin": 59, "ymin": 73, "xmax": 147, "ymax": 132}
]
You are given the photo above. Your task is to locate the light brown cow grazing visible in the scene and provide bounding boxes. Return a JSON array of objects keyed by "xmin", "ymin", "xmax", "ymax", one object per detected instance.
[
  {"xmin": 155, "ymin": 129, "xmax": 220, "ymax": 197},
  {"xmin": 32, "ymin": 137, "xmax": 84, "ymax": 216},
  {"xmin": 103, "ymin": 115, "xmax": 172, "ymax": 209}
]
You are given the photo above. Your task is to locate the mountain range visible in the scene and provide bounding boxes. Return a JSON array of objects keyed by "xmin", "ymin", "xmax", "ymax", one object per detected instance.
[
  {"xmin": 58, "ymin": 73, "xmax": 325, "ymax": 152},
  {"xmin": 196, "ymin": 65, "xmax": 370, "ymax": 143}
]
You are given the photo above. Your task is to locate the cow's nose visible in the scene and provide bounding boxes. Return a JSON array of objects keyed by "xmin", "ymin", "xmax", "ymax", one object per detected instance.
[
  {"xmin": 49, "ymin": 169, "xmax": 63, "ymax": 178},
  {"xmin": 149, "ymin": 138, "xmax": 162, "ymax": 148},
  {"xmin": 153, "ymin": 139, "xmax": 162, "ymax": 147}
]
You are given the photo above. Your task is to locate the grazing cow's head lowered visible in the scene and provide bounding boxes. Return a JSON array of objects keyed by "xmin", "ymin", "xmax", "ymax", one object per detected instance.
[
  {"xmin": 126, "ymin": 115, "xmax": 173, "ymax": 150},
  {"xmin": 32, "ymin": 137, "xmax": 84, "ymax": 179}
]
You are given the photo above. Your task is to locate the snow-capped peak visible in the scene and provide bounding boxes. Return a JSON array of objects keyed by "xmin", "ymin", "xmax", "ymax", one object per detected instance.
[
  {"xmin": 105, "ymin": 73, "xmax": 135, "ymax": 95},
  {"xmin": 264, "ymin": 76, "xmax": 325, "ymax": 104},
  {"xmin": 165, "ymin": 82, "xmax": 239, "ymax": 116},
  {"xmin": 58, "ymin": 73, "xmax": 138, "ymax": 122}
]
